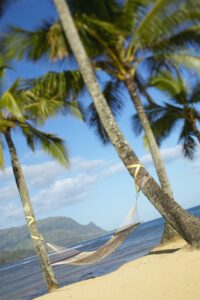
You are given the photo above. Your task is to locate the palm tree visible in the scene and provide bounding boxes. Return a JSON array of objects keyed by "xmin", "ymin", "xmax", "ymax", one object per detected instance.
[
  {"xmin": 0, "ymin": 0, "xmax": 14, "ymax": 16},
  {"xmin": 4, "ymin": 0, "xmax": 200, "ymax": 241},
  {"xmin": 0, "ymin": 80, "xmax": 71, "ymax": 292},
  {"xmin": 51, "ymin": 0, "xmax": 200, "ymax": 247},
  {"xmin": 133, "ymin": 70, "xmax": 200, "ymax": 159}
]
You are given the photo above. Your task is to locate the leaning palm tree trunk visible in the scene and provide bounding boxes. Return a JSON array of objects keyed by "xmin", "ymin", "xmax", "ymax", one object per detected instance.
[
  {"xmin": 53, "ymin": 0, "xmax": 200, "ymax": 248},
  {"xmin": 124, "ymin": 75, "xmax": 177, "ymax": 242},
  {"xmin": 5, "ymin": 131, "xmax": 59, "ymax": 292}
]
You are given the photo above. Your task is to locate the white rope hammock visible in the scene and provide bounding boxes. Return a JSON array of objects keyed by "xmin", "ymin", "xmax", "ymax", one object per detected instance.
[
  {"xmin": 48, "ymin": 200, "xmax": 140, "ymax": 266},
  {"xmin": 47, "ymin": 163, "xmax": 142, "ymax": 266}
]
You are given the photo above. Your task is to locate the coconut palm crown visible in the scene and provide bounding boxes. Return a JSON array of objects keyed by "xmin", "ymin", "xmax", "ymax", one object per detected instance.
[
  {"xmin": 0, "ymin": 79, "xmax": 69, "ymax": 169},
  {"xmin": 133, "ymin": 71, "xmax": 200, "ymax": 159},
  {"xmin": 3, "ymin": 0, "xmax": 200, "ymax": 140}
]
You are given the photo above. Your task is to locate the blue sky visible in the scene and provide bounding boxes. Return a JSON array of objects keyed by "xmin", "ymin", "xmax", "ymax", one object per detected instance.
[{"xmin": 0, "ymin": 0, "xmax": 200, "ymax": 231}]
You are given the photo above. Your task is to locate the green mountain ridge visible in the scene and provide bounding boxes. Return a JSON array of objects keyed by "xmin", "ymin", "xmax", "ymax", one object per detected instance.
[{"xmin": 0, "ymin": 216, "xmax": 106, "ymax": 264}]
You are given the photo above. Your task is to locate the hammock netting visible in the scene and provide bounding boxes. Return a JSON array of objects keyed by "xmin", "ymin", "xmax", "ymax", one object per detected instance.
[{"xmin": 47, "ymin": 200, "xmax": 140, "ymax": 266}]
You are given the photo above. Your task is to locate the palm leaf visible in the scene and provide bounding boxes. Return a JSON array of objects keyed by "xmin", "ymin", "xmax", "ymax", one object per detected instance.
[
  {"xmin": 20, "ymin": 123, "xmax": 69, "ymax": 166},
  {"xmin": 63, "ymin": 100, "xmax": 83, "ymax": 120},
  {"xmin": 178, "ymin": 122, "xmax": 197, "ymax": 159},
  {"xmin": 0, "ymin": 0, "xmax": 14, "ymax": 16},
  {"xmin": 120, "ymin": 0, "xmax": 152, "ymax": 32},
  {"xmin": 0, "ymin": 118, "xmax": 16, "ymax": 131},
  {"xmin": 132, "ymin": 102, "xmax": 182, "ymax": 145},
  {"xmin": 150, "ymin": 75, "xmax": 181, "ymax": 97},
  {"xmin": 0, "ymin": 81, "xmax": 24, "ymax": 120},
  {"xmin": 88, "ymin": 80, "xmax": 124, "ymax": 144},
  {"xmin": 164, "ymin": 53, "xmax": 200, "ymax": 73},
  {"xmin": 189, "ymin": 83, "xmax": 200, "ymax": 104},
  {"xmin": 151, "ymin": 24, "xmax": 200, "ymax": 53},
  {"xmin": 3, "ymin": 25, "xmax": 51, "ymax": 61},
  {"xmin": 134, "ymin": 0, "xmax": 200, "ymax": 49},
  {"xmin": 149, "ymin": 71, "xmax": 188, "ymax": 105},
  {"xmin": 21, "ymin": 71, "xmax": 85, "ymax": 122},
  {"xmin": 23, "ymin": 70, "xmax": 85, "ymax": 99}
]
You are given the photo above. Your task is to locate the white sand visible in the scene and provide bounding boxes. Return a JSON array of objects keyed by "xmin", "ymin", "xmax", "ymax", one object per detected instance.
[{"xmin": 35, "ymin": 239, "xmax": 200, "ymax": 300}]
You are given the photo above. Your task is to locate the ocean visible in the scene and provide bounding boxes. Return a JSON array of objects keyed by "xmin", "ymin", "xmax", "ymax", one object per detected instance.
[{"xmin": 0, "ymin": 205, "xmax": 200, "ymax": 300}]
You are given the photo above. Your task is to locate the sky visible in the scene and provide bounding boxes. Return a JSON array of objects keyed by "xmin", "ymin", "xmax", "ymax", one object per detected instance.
[{"xmin": 0, "ymin": 0, "xmax": 200, "ymax": 232}]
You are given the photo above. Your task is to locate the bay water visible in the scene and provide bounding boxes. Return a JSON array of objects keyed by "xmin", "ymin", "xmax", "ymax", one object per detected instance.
[{"xmin": 0, "ymin": 205, "xmax": 199, "ymax": 300}]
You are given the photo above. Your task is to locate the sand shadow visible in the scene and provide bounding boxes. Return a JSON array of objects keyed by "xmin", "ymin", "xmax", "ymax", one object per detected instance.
[{"xmin": 149, "ymin": 248, "xmax": 181, "ymax": 255}]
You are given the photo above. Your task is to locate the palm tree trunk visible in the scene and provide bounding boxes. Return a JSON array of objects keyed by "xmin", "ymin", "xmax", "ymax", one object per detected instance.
[
  {"xmin": 5, "ymin": 131, "xmax": 59, "ymax": 293},
  {"xmin": 53, "ymin": 0, "xmax": 200, "ymax": 248},
  {"xmin": 124, "ymin": 75, "xmax": 178, "ymax": 243}
]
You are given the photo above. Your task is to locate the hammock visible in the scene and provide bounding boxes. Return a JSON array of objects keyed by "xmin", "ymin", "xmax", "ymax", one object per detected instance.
[{"xmin": 47, "ymin": 200, "xmax": 140, "ymax": 266}]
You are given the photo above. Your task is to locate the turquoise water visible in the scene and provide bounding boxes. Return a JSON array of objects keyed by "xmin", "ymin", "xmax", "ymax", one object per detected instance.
[{"xmin": 0, "ymin": 205, "xmax": 200, "ymax": 300}]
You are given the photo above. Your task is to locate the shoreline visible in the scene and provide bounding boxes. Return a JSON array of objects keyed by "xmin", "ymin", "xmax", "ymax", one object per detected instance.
[{"xmin": 35, "ymin": 238, "xmax": 200, "ymax": 300}]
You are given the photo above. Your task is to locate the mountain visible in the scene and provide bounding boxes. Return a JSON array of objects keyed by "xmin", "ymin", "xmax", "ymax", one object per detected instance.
[{"xmin": 0, "ymin": 217, "xmax": 106, "ymax": 264}]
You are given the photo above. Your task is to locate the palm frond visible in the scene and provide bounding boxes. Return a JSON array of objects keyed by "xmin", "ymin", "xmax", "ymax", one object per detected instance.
[
  {"xmin": 151, "ymin": 24, "xmax": 200, "ymax": 53},
  {"xmin": 188, "ymin": 83, "xmax": 200, "ymax": 104},
  {"xmin": 149, "ymin": 70, "xmax": 188, "ymax": 105},
  {"xmin": 0, "ymin": 81, "xmax": 24, "ymax": 120},
  {"xmin": 134, "ymin": 71, "xmax": 156, "ymax": 104},
  {"xmin": 20, "ymin": 122, "xmax": 69, "ymax": 166},
  {"xmin": 150, "ymin": 108, "xmax": 181, "ymax": 146},
  {"xmin": 178, "ymin": 122, "xmax": 197, "ymax": 159},
  {"xmin": 132, "ymin": 102, "xmax": 166, "ymax": 137},
  {"xmin": 68, "ymin": 0, "xmax": 122, "ymax": 24},
  {"xmin": 76, "ymin": 16, "xmax": 122, "ymax": 59},
  {"xmin": 23, "ymin": 70, "xmax": 85, "ymax": 99},
  {"xmin": 0, "ymin": 118, "xmax": 16, "ymax": 131},
  {"xmin": 132, "ymin": 113, "xmax": 143, "ymax": 136},
  {"xmin": 88, "ymin": 80, "xmax": 124, "ymax": 144},
  {"xmin": 132, "ymin": 101, "xmax": 182, "ymax": 145},
  {"xmin": 0, "ymin": 0, "xmax": 14, "ymax": 16},
  {"xmin": 63, "ymin": 100, "xmax": 84, "ymax": 120},
  {"xmin": 3, "ymin": 25, "xmax": 50, "ymax": 61},
  {"xmin": 3, "ymin": 22, "xmax": 70, "ymax": 62},
  {"xmin": 134, "ymin": 0, "xmax": 200, "ymax": 50},
  {"xmin": 120, "ymin": 0, "xmax": 152, "ymax": 32},
  {"xmin": 140, "ymin": 54, "xmax": 174, "ymax": 79},
  {"xmin": 150, "ymin": 73, "xmax": 181, "ymax": 97},
  {"xmin": 164, "ymin": 53, "xmax": 200, "ymax": 74},
  {"xmin": 22, "ymin": 95, "xmax": 64, "ymax": 124},
  {"xmin": 20, "ymin": 70, "xmax": 85, "ymax": 122}
]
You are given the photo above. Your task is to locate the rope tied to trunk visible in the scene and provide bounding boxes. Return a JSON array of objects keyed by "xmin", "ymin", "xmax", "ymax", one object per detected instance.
[
  {"xmin": 127, "ymin": 162, "xmax": 143, "ymax": 197},
  {"xmin": 127, "ymin": 163, "xmax": 143, "ymax": 179},
  {"xmin": 26, "ymin": 216, "xmax": 44, "ymax": 241},
  {"xmin": 26, "ymin": 216, "xmax": 35, "ymax": 226}
]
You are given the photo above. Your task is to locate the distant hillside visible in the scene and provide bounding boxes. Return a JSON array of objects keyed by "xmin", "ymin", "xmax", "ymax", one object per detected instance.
[{"xmin": 0, "ymin": 217, "xmax": 106, "ymax": 264}]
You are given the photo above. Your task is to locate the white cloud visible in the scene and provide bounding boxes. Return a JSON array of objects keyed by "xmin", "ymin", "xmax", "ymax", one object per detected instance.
[
  {"xmin": 0, "ymin": 185, "xmax": 18, "ymax": 201},
  {"xmin": 33, "ymin": 173, "xmax": 96, "ymax": 212},
  {"xmin": 70, "ymin": 157, "xmax": 108, "ymax": 172},
  {"xmin": 102, "ymin": 162, "xmax": 125, "ymax": 176},
  {"xmin": 23, "ymin": 161, "xmax": 65, "ymax": 188},
  {"xmin": 0, "ymin": 145, "xmax": 186, "ymax": 228},
  {"xmin": 0, "ymin": 166, "xmax": 13, "ymax": 182},
  {"xmin": 0, "ymin": 202, "xmax": 24, "ymax": 228},
  {"xmin": 140, "ymin": 145, "xmax": 182, "ymax": 165},
  {"xmin": 98, "ymin": 145, "xmax": 183, "ymax": 178},
  {"xmin": 0, "ymin": 156, "xmax": 113, "ymax": 227}
]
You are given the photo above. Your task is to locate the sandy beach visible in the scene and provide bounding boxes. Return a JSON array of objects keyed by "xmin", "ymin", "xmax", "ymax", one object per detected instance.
[{"xmin": 35, "ymin": 239, "xmax": 200, "ymax": 300}]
